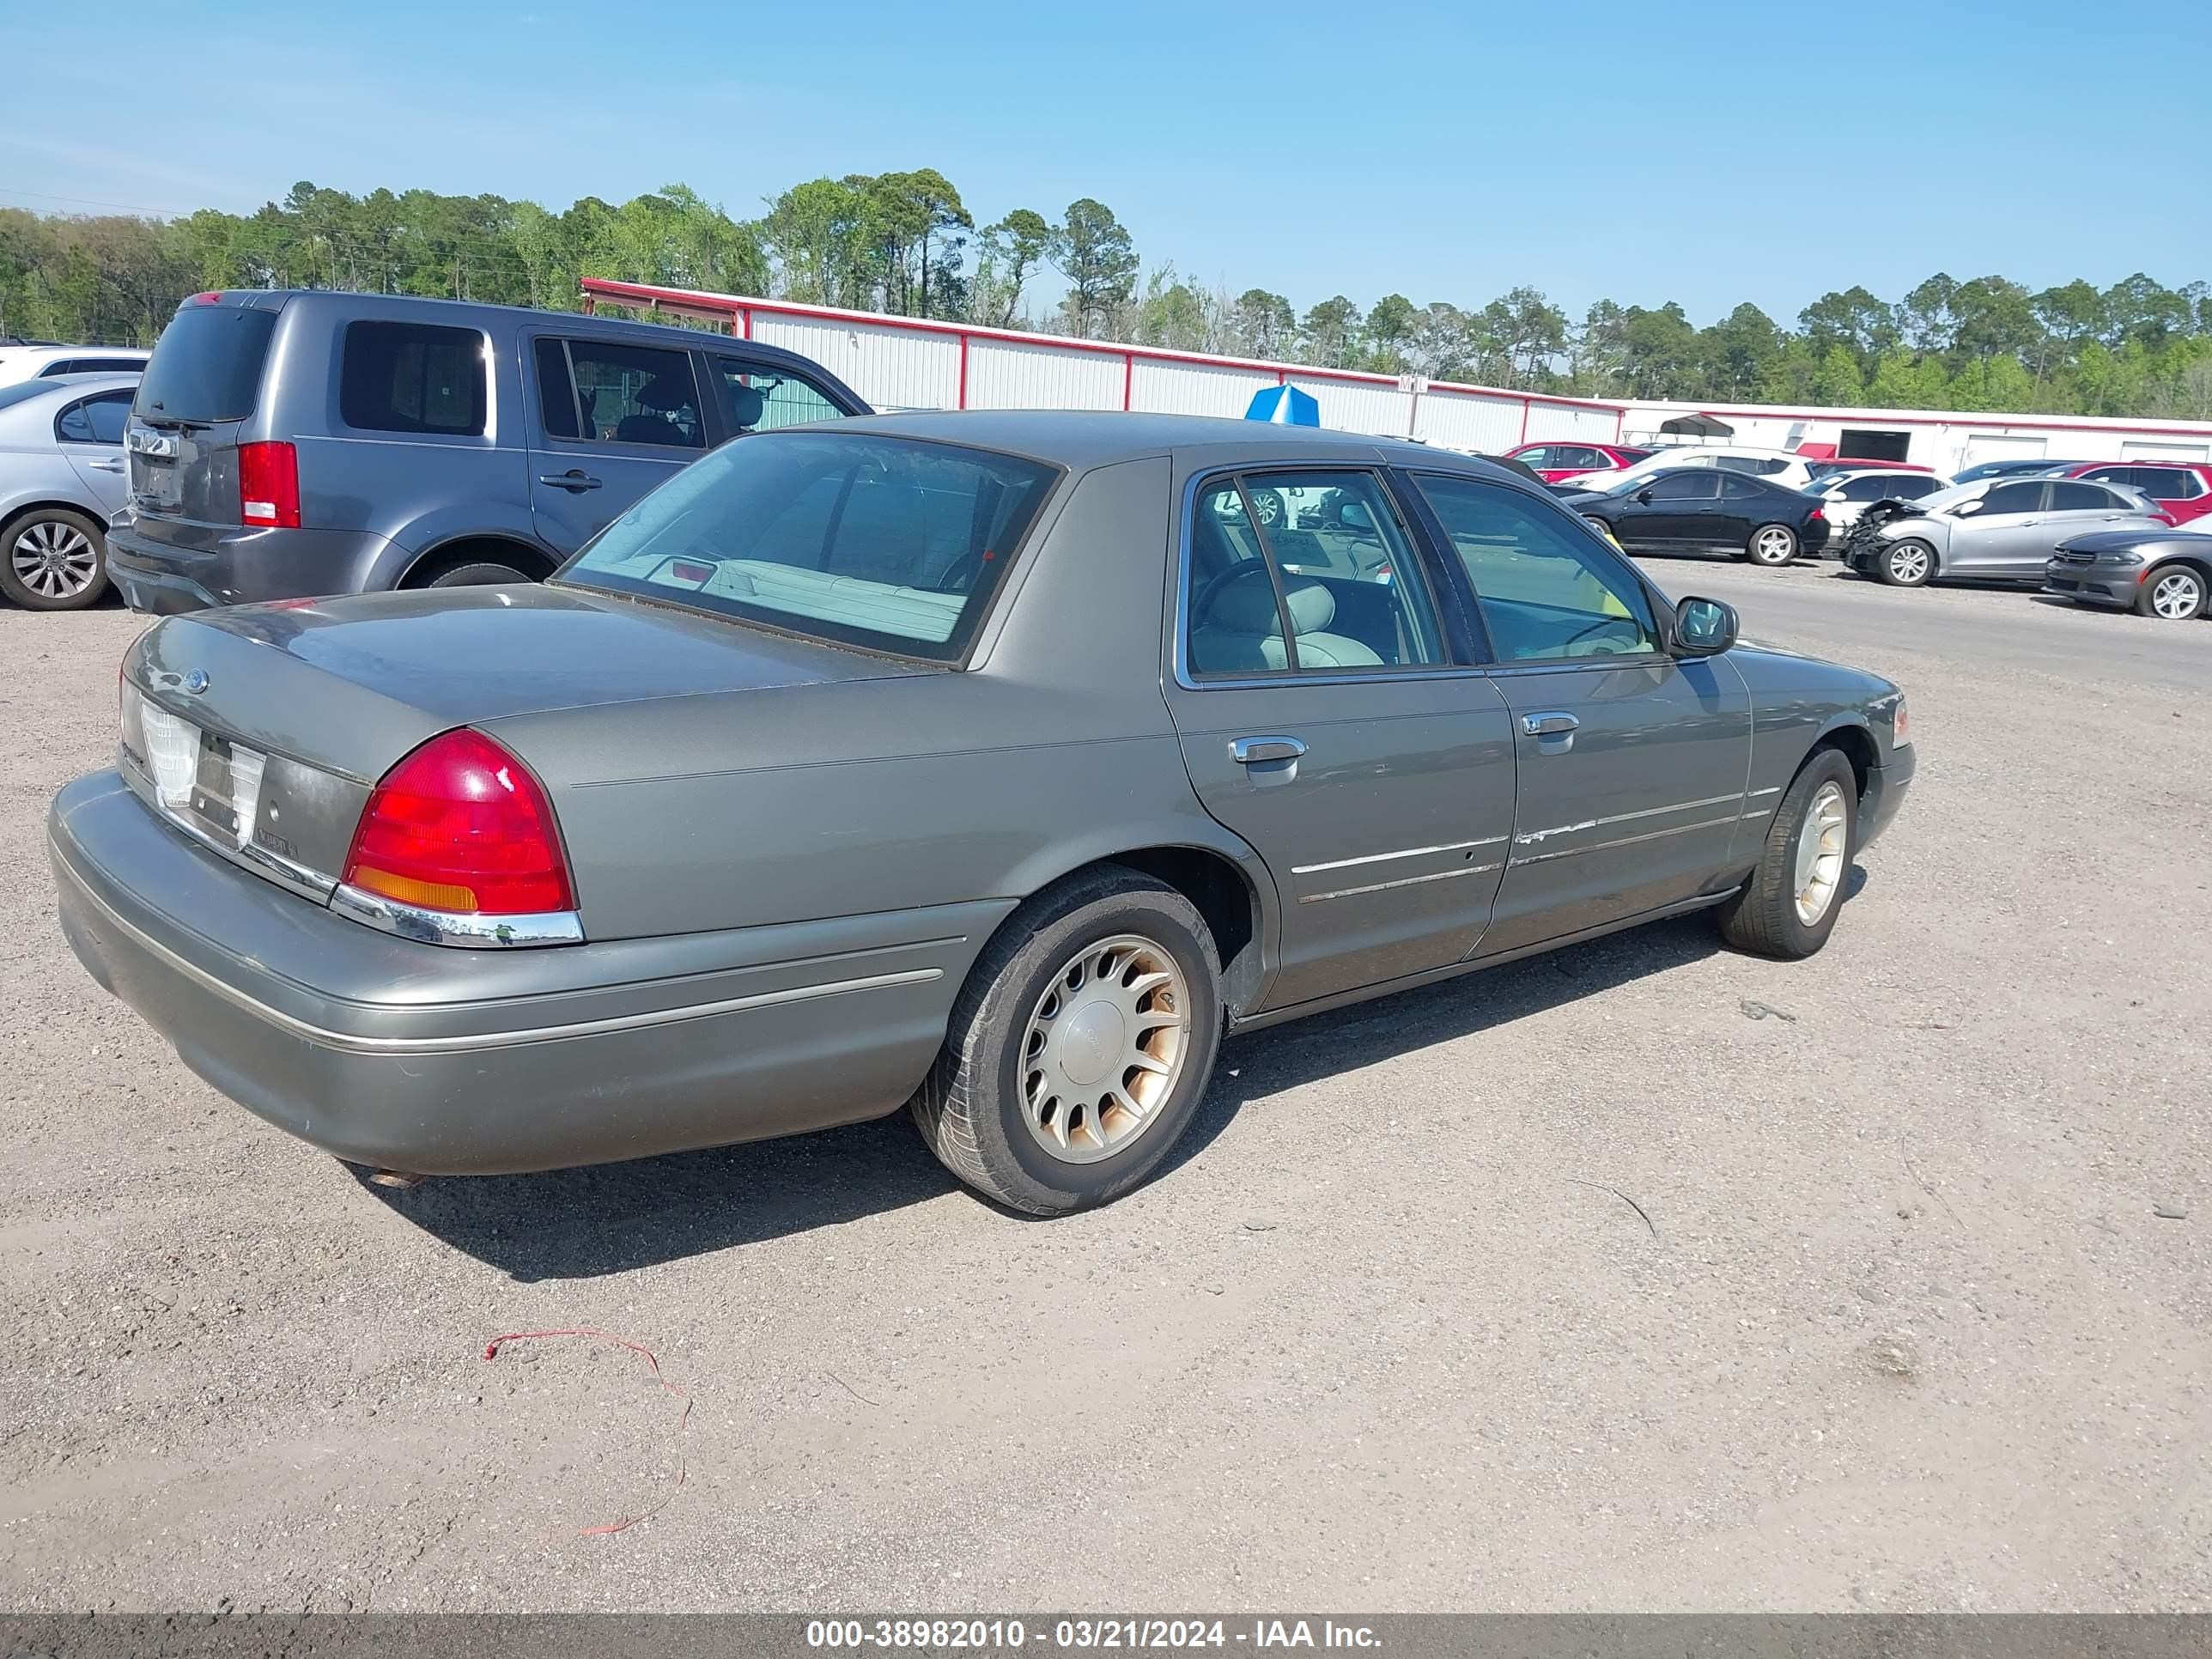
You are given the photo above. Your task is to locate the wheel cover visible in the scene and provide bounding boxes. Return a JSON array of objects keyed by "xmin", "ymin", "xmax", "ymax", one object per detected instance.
[
  {"xmin": 1753, "ymin": 527, "xmax": 1794, "ymax": 562},
  {"xmin": 1793, "ymin": 781, "xmax": 1849, "ymax": 926},
  {"xmin": 2150, "ymin": 570, "xmax": 2203, "ymax": 619},
  {"xmin": 10, "ymin": 520, "xmax": 98, "ymax": 599},
  {"xmin": 1018, "ymin": 933, "xmax": 1189, "ymax": 1164},
  {"xmin": 1889, "ymin": 544, "xmax": 1929, "ymax": 583}
]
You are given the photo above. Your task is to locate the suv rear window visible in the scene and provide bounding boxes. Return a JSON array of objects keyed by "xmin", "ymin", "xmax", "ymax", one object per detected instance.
[
  {"xmin": 339, "ymin": 321, "xmax": 487, "ymax": 436},
  {"xmin": 133, "ymin": 304, "xmax": 277, "ymax": 422},
  {"xmin": 562, "ymin": 431, "xmax": 1058, "ymax": 662}
]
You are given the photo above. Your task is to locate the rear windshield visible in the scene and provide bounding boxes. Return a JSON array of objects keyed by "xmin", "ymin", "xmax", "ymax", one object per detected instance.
[
  {"xmin": 133, "ymin": 304, "xmax": 278, "ymax": 422},
  {"xmin": 560, "ymin": 431, "xmax": 1059, "ymax": 662}
]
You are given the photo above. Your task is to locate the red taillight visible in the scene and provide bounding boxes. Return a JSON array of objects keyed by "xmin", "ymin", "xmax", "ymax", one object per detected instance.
[
  {"xmin": 238, "ymin": 441, "xmax": 300, "ymax": 529},
  {"xmin": 1808, "ymin": 506, "xmax": 1826, "ymax": 522},
  {"xmin": 190, "ymin": 291, "xmax": 222, "ymax": 304},
  {"xmin": 343, "ymin": 730, "xmax": 574, "ymax": 916}
]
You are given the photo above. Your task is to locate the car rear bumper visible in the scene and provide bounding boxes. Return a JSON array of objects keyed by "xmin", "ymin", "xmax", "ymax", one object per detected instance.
[
  {"xmin": 50, "ymin": 771, "xmax": 997, "ymax": 1175},
  {"xmin": 107, "ymin": 521, "xmax": 397, "ymax": 613}
]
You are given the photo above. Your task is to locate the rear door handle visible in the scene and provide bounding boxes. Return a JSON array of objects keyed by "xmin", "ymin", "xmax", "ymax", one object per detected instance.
[
  {"xmin": 538, "ymin": 470, "xmax": 603, "ymax": 492},
  {"xmin": 1231, "ymin": 736, "xmax": 1306, "ymax": 764},
  {"xmin": 1521, "ymin": 713, "xmax": 1580, "ymax": 737},
  {"xmin": 88, "ymin": 456, "xmax": 126, "ymax": 472}
]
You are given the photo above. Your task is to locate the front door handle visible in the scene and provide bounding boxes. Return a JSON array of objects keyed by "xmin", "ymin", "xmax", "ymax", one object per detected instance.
[
  {"xmin": 1521, "ymin": 712, "xmax": 1580, "ymax": 737},
  {"xmin": 538, "ymin": 470, "xmax": 604, "ymax": 492},
  {"xmin": 1231, "ymin": 735, "xmax": 1306, "ymax": 765},
  {"xmin": 87, "ymin": 456, "xmax": 126, "ymax": 473}
]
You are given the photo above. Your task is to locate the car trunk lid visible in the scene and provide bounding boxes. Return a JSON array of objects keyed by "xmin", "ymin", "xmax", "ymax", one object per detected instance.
[{"xmin": 118, "ymin": 584, "xmax": 927, "ymax": 906}]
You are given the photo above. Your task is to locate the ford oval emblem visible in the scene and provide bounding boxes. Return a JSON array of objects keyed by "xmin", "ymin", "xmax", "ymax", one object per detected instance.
[{"xmin": 182, "ymin": 670, "xmax": 210, "ymax": 695}]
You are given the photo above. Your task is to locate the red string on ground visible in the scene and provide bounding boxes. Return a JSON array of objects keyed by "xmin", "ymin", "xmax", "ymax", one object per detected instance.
[{"xmin": 482, "ymin": 1327, "xmax": 692, "ymax": 1537}]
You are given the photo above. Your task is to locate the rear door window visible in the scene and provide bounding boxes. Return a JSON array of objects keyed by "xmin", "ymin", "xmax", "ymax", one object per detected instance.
[
  {"xmin": 713, "ymin": 357, "xmax": 846, "ymax": 434},
  {"xmin": 1646, "ymin": 471, "xmax": 1720, "ymax": 500},
  {"xmin": 134, "ymin": 304, "xmax": 277, "ymax": 422},
  {"xmin": 57, "ymin": 391, "xmax": 132, "ymax": 445},
  {"xmin": 1838, "ymin": 476, "xmax": 1893, "ymax": 501},
  {"xmin": 1890, "ymin": 476, "xmax": 1942, "ymax": 499},
  {"xmin": 1185, "ymin": 471, "xmax": 1444, "ymax": 676},
  {"xmin": 2051, "ymin": 482, "xmax": 2116, "ymax": 512},
  {"xmin": 339, "ymin": 321, "xmax": 487, "ymax": 435}
]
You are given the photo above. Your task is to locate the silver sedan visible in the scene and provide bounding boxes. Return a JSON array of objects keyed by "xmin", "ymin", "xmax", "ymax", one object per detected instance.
[{"xmin": 0, "ymin": 372, "xmax": 138, "ymax": 610}]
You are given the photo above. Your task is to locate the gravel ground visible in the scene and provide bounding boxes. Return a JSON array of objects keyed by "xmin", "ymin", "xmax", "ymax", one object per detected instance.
[{"xmin": 1, "ymin": 564, "xmax": 2207, "ymax": 1613}]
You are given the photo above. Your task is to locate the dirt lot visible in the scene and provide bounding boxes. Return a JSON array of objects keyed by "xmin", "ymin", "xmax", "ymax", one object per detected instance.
[{"xmin": 1, "ymin": 562, "xmax": 2207, "ymax": 1613}]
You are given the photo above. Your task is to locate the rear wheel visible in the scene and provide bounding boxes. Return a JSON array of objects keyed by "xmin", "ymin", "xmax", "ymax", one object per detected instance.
[
  {"xmin": 1715, "ymin": 748, "xmax": 1857, "ymax": 960},
  {"xmin": 1747, "ymin": 523, "xmax": 1800, "ymax": 566},
  {"xmin": 1875, "ymin": 538, "xmax": 1936, "ymax": 588},
  {"xmin": 2137, "ymin": 564, "xmax": 2208, "ymax": 621},
  {"xmin": 1, "ymin": 507, "xmax": 108, "ymax": 611},
  {"xmin": 911, "ymin": 866, "xmax": 1223, "ymax": 1214}
]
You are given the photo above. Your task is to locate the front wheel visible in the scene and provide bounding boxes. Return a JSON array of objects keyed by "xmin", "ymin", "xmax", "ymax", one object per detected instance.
[
  {"xmin": 911, "ymin": 866, "xmax": 1224, "ymax": 1214},
  {"xmin": 1715, "ymin": 749, "xmax": 1858, "ymax": 960},
  {"xmin": 1, "ymin": 507, "xmax": 109, "ymax": 611},
  {"xmin": 424, "ymin": 559, "xmax": 534, "ymax": 588},
  {"xmin": 1875, "ymin": 538, "xmax": 1936, "ymax": 587},
  {"xmin": 2137, "ymin": 564, "xmax": 2208, "ymax": 621},
  {"xmin": 1746, "ymin": 524, "xmax": 1800, "ymax": 566}
]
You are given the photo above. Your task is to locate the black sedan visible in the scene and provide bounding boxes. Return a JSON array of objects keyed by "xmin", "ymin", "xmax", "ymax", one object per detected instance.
[
  {"xmin": 2045, "ymin": 527, "xmax": 2211, "ymax": 620},
  {"xmin": 1561, "ymin": 468, "xmax": 1831, "ymax": 567}
]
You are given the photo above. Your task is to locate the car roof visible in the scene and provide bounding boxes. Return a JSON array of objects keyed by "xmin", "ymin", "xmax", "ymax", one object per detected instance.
[
  {"xmin": 195, "ymin": 290, "xmax": 842, "ymax": 380},
  {"xmin": 823, "ymin": 408, "xmax": 1497, "ymax": 474},
  {"xmin": 0, "ymin": 371, "xmax": 142, "ymax": 407}
]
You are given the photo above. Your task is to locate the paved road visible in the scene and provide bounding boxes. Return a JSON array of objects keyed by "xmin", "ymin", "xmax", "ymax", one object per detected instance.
[{"xmin": 1, "ymin": 577, "xmax": 2206, "ymax": 1613}]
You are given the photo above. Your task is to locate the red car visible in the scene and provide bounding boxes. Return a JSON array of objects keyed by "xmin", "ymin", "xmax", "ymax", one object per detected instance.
[
  {"xmin": 2047, "ymin": 460, "xmax": 2212, "ymax": 526},
  {"xmin": 1504, "ymin": 441, "xmax": 1651, "ymax": 483}
]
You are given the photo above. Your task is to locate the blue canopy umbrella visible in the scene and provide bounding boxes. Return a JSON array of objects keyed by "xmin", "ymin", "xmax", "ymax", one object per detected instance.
[{"xmin": 1244, "ymin": 383, "xmax": 1320, "ymax": 426}]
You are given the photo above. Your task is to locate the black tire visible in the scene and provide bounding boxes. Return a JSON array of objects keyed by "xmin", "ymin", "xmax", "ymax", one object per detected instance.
[
  {"xmin": 1249, "ymin": 488, "xmax": 1286, "ymax": 529},
  {"xmin": 1746, "ymin": 523, "xmax": 1800, "ymax": 566},
  {"xmin": 1714, "ymin": 748, "xmax": 1858, "ymax": 961},
  {"xmin": 911, "ymin": 865, "xmax": 1224, "ymax": 1215},
  {"xmin": 1875, "ymin": 538, "xmax": 1936, "ymax": 588},
  {"xmin": 0, "ymin": 507, "xmax": 109, "ymax": 611},
  {"xmin": 422, "ymin": 558, "xmax": 536, "ymax": 588},
  {"xmin": 2136, "ymin": 563, "xmax": 2209, "ymax": 621}
]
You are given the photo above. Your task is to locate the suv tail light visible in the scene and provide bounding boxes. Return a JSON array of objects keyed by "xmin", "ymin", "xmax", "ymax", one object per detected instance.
[
  {"xmin": 238, "ymin": 441, "xmax": 300, "ymax": 528},
  {"xmin": 343, "ymin": 730, "xmax": 574, "ymax": 916}
]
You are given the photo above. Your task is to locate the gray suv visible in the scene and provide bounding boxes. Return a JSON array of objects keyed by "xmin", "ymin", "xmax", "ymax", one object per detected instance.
[{"xmin": 107, "ymin": 291, "xmax": 868, "ymax": 613}]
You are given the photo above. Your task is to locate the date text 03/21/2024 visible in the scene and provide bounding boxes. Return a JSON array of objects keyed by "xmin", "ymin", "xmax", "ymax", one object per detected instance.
[{"xmin": 805, "ymin": 1620, "xmax": 1382, "ymax": 1650}]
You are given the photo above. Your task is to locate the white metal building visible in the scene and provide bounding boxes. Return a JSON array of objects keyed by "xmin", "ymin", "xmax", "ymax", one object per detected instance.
[
  {"xmin": 579, "ymin": 279, "xmax": 2212, "ymax": 474},
  {"xmin": 579, "ymin": 279, "xmax": 1622, "ymax": 451},
  {"xmin": 1613, "ymin": 398, "xmax": 2212, "ymax": 475}
]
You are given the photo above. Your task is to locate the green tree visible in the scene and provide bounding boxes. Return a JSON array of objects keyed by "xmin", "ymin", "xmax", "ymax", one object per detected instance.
[
  {"xmin": 1299, "ymin": 295, "xmax": 1362, "ymax": 368},
  {"xmin": 1810, "ymin": 343, "xmax": 1866, "ymax": 405},
  {"xmin": 970, "ymin": 209, "xmax": 1054, "ymax": 326},
  {"xmin": 1231, "ymin": 289, "xmax": 1294, "ymax": 356},
  {"xmin": 1049, "ymin": 198, "xmax": 1138, "ymax": 338}
]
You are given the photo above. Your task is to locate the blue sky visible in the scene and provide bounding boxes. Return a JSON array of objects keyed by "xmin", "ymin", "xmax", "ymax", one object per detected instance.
[{"xmin": 4, "ymin": 0, "xmax": 2207, "ymax": 327}]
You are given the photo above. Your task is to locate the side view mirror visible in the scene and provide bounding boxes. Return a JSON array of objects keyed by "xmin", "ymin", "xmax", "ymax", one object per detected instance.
[
  {"xmin": 1672, "ymin": 596, "xmax": 1738, "ymax": 657},
  {"xmin": 1950, "ymin": 499, "xmax": 1984, "ymax": 516},
  {"xmin": 1633, "ymin": 487, "xmax": 1655, "ymax": 505}
]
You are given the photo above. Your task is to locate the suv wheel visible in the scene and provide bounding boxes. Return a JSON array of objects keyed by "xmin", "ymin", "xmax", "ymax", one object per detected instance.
[
  {"xmin": 417, "ymin": 556, "xmax": 537, "ymax": 588},
  {"xmin": 1, "ymin": 507, "xmax": 109, "ymax": 611},
  {"xmin": 912, "ymin": 866, "xmax": 1224, "ymax": 1214}
]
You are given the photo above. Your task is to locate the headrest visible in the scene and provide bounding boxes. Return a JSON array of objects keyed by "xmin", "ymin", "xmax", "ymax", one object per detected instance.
[
  {"xmin": 729, "ymin": 385, "xmax": 765, "ymax": 428},
  {"xmin": 635, "ymin": 376, "xmax": 685, "ymax": 412},
  {"xmin": 1209, "ymin": 574, "xmax": 1334, "ymax": 635}
]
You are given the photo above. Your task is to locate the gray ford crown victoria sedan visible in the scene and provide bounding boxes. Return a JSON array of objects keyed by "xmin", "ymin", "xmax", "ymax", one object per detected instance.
[{"xmin": 50, "ymin": 412, "xmax": 1913, "ymax": 1214}]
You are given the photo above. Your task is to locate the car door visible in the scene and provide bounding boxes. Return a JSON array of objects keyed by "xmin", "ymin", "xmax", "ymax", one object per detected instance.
[
  {"xmin": 1948, "ymin": 478, "xmax": 2051, "ymax": 578},
  {"xmin": 1164, "ymin": 463, "xmax": 1518, "ymax": 1011},
  {"xmin": 2045, "ymin": 479, "xmax": 2151, "ymax": 546},
  {"xmin": 55, "ymin": 390, "xmax": 134, "ymax": 518},
  {"xmin": 525, "ymin": 332, "xmax": 708, "ymax": 557},
  {"xmin": 1625, "ymin": 470, "xmax": 1723, "ymax": 549},
  {"xmin": 1410, "ymin": 471, "xmax": 1752, "ymax": 956}
]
